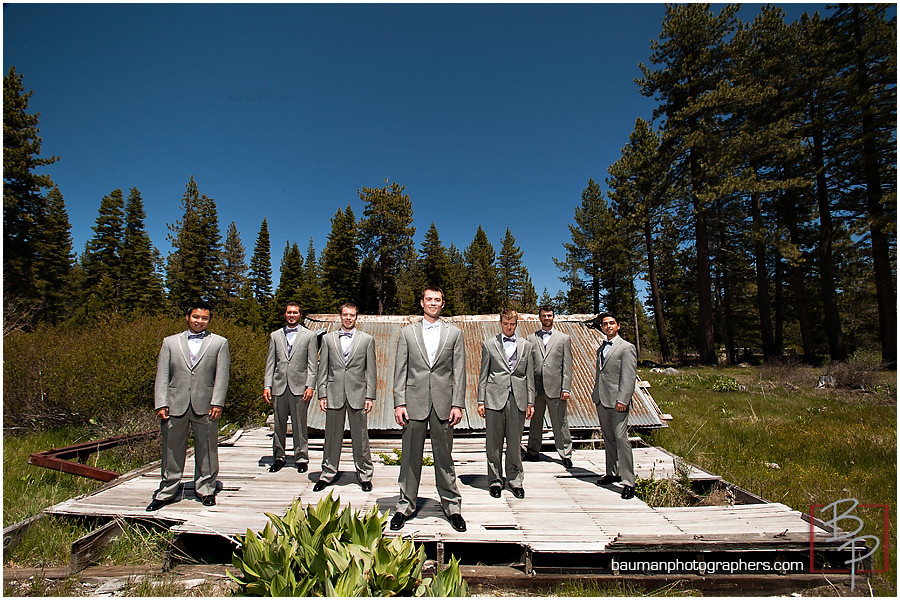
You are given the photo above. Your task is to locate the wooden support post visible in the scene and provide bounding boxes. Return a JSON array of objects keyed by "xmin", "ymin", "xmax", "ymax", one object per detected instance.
[
  {"xmin": 523, "ymin": 546, "xmax": 533, "ymax": 575},
  {"xmin": 436, "ymin": 541, "xmax": 445, "ymax": 566}
]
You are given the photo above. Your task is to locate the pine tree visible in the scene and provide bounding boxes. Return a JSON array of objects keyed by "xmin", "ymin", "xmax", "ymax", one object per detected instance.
[
  {"xmin": 83, "ymin": 188, "xmax": 126, "ymax": 313},
  {"xmin": 249, "ymin": 218, "xmax": 274, "ymax": 310},
  {"xmin": 637, "ymin": 3, "xmax": 740, "ymax": 364},
  {"xmin": 34, "ymin": 187, "xmax": 73, "ymax": 323},
  {"xmin": 3, "ymin": 66, "xmax": 59, "ymax": 314},
  {"xmin": 418, "ymin": 223, "xmax": 452, "ymax": 312},
  {"xmin": 298, "ymin": 237, "xmax": 327, "ymax": 314},
  {"xmin": 166, "ymin": 176, "xmax": 223, "ymax": 311},
  {"xmin": 271, "ymin": 242, "xmax": 304, "ymax": 328},
  {"xmin": 358, "ymin": 180, "xmax": 415, "ymax": 315},
  {"xmin": 221, "ymin": 221, "xmax": 248, "ymax": 304},
  {"xmin": 320, "ymin": 205, "xmax": 360, "ymax": 310},
  {"xmin": 446, "ymin": 243, "xmax": 470, "ymax": 315},
  {"xmin": 554, "ymin": 178, "xmax": 605, "ymax": 313},
  {"xmin": 120, "ymin": 187, "xmax": 163, "ymax": 313},
  {"xmin": 497, "ymin": 228, "xmax": 529, "ymax": 311},
  {"xmin": 464, "ymin": 226, "xmax": 501, "ymax": 314}
]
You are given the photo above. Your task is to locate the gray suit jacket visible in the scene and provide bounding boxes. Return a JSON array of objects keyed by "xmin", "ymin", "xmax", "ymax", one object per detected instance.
[
  {"xmin": 264, "ymin": 326, "xmax": 318, "ymax": 396},
  {"xmin": 477, "ymin": 334, "xmax": 535, "ymax": 412},
  {"xmin": 154, "ymin": 331, "xmax": 230, "ymax": 417},
  {"xmin": 317, "ymin": 329, "xmax": 377, "ymax": 410},
  {"xmin": 526, "ymin": 330, "xmax": 573, "ymax": 398},
  {"xmin": 591, "ymin": 336, "xmax": 638, "ymax": 409},
  {"xmin": 393, "ymin": 319, "xmax": 466, "ymax": 421}
]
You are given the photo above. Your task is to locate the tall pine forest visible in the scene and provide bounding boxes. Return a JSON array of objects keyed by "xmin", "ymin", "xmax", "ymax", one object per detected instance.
[{"xmin": 4, "ymin": 5, "xmax": 896, "ymax": 369}]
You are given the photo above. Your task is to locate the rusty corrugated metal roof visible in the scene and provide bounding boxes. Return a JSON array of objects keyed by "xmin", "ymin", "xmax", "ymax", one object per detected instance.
[{"xmin": 303, "ymin": 314, "xmax": 665, "ymax": 433}]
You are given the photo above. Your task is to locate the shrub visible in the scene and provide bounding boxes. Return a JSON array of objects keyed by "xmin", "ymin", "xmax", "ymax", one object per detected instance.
[
  {"xmin": 3, "ymin": 314, "xmax": 269, "ymax": 430},
  {"xmin": 230, "ymin": 493, "xmax": 468, "ymax": 596}
]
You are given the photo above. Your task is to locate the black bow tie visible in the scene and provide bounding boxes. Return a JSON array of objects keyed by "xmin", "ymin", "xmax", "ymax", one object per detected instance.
[
  {"xmin": 601, "ymin": 340, "xmax": 612, "ymax": 348},
  {"xmin": 540, "ymin": 330, "xmax": 552, "ymax": 337},
  {"xmin": 503, "ymin": 336, "xmax": 516, "ymax": 343},
  {"xmin": 285, "ymin": 326, "xmax": 299, "ymax": 333},
  {"xmin": 188, "ymin": 333, "xmax": 206, "ymax": 340},
  {"xmin": 339, "ymin": 331, "xmax": 353, "ymax": 338}
]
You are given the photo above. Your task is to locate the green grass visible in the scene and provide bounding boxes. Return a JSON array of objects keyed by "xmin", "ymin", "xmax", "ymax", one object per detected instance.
[{"xmin": 641, "ymin": 362, "xmax": 896, "ymax": 596}]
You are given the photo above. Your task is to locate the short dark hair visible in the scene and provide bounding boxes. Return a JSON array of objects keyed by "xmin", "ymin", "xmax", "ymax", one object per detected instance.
[
  {"xmin": 538, "ymin": 305, "xmax": 555, "ymax": 315},
  {"xmin": 186, "ymin": 300, "xmax": 212, "ymax": 317},
  {"xmin": 421, "ymin": 285, "xmax": 445, "ymax": 300},
  {"xmin": 598, "ymin": 312, "xmax": 618, "ymax": 325},
  {"xmin": 285, "ymin": 301, "xmax": 302, "ymax": 312},
  {"xmin": 339, "ymin": 302, "xmax": 358, "ymax": 314}
]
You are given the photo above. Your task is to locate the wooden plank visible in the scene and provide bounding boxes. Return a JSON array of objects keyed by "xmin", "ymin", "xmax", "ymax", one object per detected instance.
[{"xmin": 70, "ymin": 518, "xmax": 126, "ymax": 572}]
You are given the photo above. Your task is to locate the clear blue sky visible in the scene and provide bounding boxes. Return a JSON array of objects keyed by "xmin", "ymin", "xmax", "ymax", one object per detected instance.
[{"xmin": 4, "ymin": 2, "xmax": 831, "ymax": 299}]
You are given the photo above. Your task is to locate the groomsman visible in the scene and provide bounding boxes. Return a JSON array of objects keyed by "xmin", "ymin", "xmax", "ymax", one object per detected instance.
[
  {"xmin": 263, "ymin": 301, "xmax": 318, "ymax": 473},
  {"xmin": 477, "ymin": 308, "xmax": 535, "ymax": 499},
  {"xmin": 524, "ymin": 305, "xmax": 574, "ymax": 468},
  {"xmin": 592, "ymin": 312, "xmax": 638, "ymax": 500},
  {"xmin": 314, "ymin": 302, "xmax": 376, "ymax": 492},
  {"xmin": 390, "ymin": 286, "xmax": 467, "ymax": 533},
  {"xmin": 148, "ymin": 300, "xmax": 230, "ymax": 511}
]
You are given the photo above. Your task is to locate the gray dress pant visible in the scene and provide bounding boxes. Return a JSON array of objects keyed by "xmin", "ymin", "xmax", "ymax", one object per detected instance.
[
  {"xmin": 273, "ymin": 390, "xmax": 309, "ymax": 466},
  {"xmin": 526, "ymin": 389, "xmax": 573, "ymax": 460},
  {"xmin": 156, "ymin": 406, "xmax": 218, "ymax": 500},
  {"xmin": 595, "ymin": 402, "xmax": 634, "ymax": 487},
  {"xmin": 485, "ymin": 393, "xmax": 527, "ymax": 488},
  {"xmin": 396, "ymin": 407, "xmax": 462, "ymax": 517},
  {"xmin": 320, "ymin": 404, "xmax": 373, "ymax": 483}
]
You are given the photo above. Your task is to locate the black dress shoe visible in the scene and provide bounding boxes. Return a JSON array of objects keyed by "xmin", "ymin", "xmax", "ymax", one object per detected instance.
[
  {"xmin": 360, "ymin": 481, "xmax": 372, "ymax": 492},
  {"xmin": 522, "ymin": 453, "xmax": 539, "ymax": 462},
  {"xmin": 562, "ymin": 458, "xmax": 573, "ymax": 469},
  {"xmin": 511, "ymin": 487, "xmax": 525, "ymax": 499},
  {"xmin": 313, "ymin": 480, "xmax": 329, "ymax": 492},
  {"xmin": 489, "ymin": 485, "xmax": 502, "ymax": 498},
  {"xmin": 621, "ymin": 485, "xmax": 635, "ymax": 500},
  {"xmin": 449, "ymin": 514, "xmax": 466, "ymax": 532},
  {"xmin": 297, "ymin": 463, "xmax": 308, "ymax": 473},
  {"xmin": 390, "ymin": 513, "xmax": 406, "ymax": 530},
  {"xmin": 146, "ymin": 497, "xmax": 174, "ymax": 512},
  {"xmin": 197, "ymin": 494, "xmax": 216, "ymax": 506},
  {"xmin": 269, "ymin": 458, "xmax": 285, "ymax": 472},
  {"xmin": 596, "ymin": 474, "xmax": 622, "ymax": 486}
]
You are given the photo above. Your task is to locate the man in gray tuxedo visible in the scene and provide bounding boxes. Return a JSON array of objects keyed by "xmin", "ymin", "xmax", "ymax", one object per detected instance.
[
  {"xmin": 314, "ymin": 302, "xmax": 376, "ymax": 492},
  {"xmin": 477, "ymin": 308, "xmax": 535, "ymax": 499},
  {"xmin": 592, "ymin": 312, "xmax": 638, "ymax": 500},
  {"xmin": 390, "ymin": 286, "xmax": 467, "ymax": 533},
  {"xmin": 148, "ymin": 300, "xmax": 230, "ymax": 511},
  {"xmin": 263, "ymin": 301, "xmax": 318, "ymax": 474},
  {"xmin": 524, "ymin": 305, "xmax": 574, "ymax": 468}
]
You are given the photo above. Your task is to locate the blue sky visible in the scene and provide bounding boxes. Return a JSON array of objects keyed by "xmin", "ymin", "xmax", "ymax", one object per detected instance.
[{"xmin": 4, "ymin": 2, "xmax": 832, "ymax": 299}]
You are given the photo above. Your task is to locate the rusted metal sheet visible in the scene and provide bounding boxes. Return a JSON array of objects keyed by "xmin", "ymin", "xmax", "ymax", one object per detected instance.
[
  {"xmin": 28, "ymin": 430, "xmax": 158, "ymax": 482},
  {"xmin": 304, "ymin": 314, "xmax": 665, "ymax": 433}
]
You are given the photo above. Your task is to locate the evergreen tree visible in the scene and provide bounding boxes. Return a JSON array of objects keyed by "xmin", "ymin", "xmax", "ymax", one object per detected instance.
[
  {"xmin": 446, "ymin": 243, "xmax": 470, "ymax": 315},
  {"xmin": 554, "ymin": 178, "xmax": 605, "ymax": 313},
  {"xmin": 418, "ymin": 223, "xmax": 453, "ymax": 312},
  {"xmin": 120, "ymin": 187, "xmax": 163, "ymax": 313},
  {"xmin": 320, "ymin": 204, "xmax": 360, "ymax": 310},
  {"xmin": 83, "ymin": 188, "xmax": 126, "ymax": 312},
  {"xmin": 166, "ymin": 176, "xmax": 223, "ymax": 311},
  {"xmin": 606, "ymin": 119, "xmax": 674, "ymax": 363},
  {"xmin": 358, "ymin": 180, "xmax": 415, "ymax": 314},
  {"xmin": 34, "ymin": 187, "xmax": 73, "ymax": 323},
  {"xmin": 3, "ymin": 66, "xmax": 59, "ymax": 313},
  {"xmin": 497, "ymin": 228, "xmax": 532, "ymax": 311},
  {"xmin": 221, "ymin": 221, "xmax": 249, "ymax": 304},
  {"xmin": 637, "ymin": 3, "xmax": 740, "ymax": 364},
  {"xmin": 298, "ymin": 237, "xmax": 327, "ymax": 314},
  {"xmin": 249, "ymin": 218, "xmax": 274, "ymax": 309},
  {"xmin": 464, "ymin": 226, "xmax": 501, "ymax": 314},
  {"xmin": 271, "ymin": 242, "xmax": 304, "ymax": 328}
]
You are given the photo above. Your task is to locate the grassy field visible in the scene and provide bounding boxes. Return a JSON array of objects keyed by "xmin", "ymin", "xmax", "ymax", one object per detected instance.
[
  {"xmin": 3, "ymin": 361, "xmax": 896, "ymax": 596},
  {"xmin": 640, "ymin": 360, "xmax": 897, "ymax": 596}
]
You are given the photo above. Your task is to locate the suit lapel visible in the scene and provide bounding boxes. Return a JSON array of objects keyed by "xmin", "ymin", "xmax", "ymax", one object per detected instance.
[
  {"xmin": 434, "ymin": 320, "xmax": 449, "ymax": 366},
  {"xmin": 493, "ymin": 335, "xmax": 509, "ymax": 372},
  {"xmin": 278, "ymin": 329, "xmax": 292, "ymax": 360},
  {"xmin": 412, "ymin": 320, "xmax": 429, "ymax": 366},
  {"xmin": 600, "ymin": 338, "xmax": 620, "ymax": 371},
  {"xmin": 178, "ymin": 333, "xmax": 192, "ymax": 369},
  {"xmin": 346, "ymin": 331, "xmax": 361, "ymax": 367}
]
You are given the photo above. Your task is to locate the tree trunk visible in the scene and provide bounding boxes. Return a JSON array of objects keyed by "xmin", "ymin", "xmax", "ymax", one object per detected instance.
[
  {"xmin": 690, "ymin": 150, "xmax": 717, "ymax": 364},
  {"xmin": 644, "ymin": 219, "xmax": 671, "ymax": 363},
  {"xmin": 810, "ymin": 115, "xmax": 847, "ymax": 361},
  {"xmin": 751, "ymin": 191, "xmax": 777, "ymax": 359}
]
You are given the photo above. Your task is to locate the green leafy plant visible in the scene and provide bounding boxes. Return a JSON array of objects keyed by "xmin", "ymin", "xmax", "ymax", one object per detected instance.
[
  {"xmin": 377, "ymin": 448, "xmax": 433, "ymax": 466},
  {"xmin": 229, "ymin": 493, "xmax": 467, "ymax": 596},
  {"xmin": 711, "ymin": 375, "xmax": 741, "ymax": 392}
]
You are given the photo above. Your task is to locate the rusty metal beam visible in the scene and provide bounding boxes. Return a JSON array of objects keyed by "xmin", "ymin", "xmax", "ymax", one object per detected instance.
[{"xmin": 28, "ymin": 430, "xmax": 157, "ymax": 482}]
